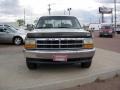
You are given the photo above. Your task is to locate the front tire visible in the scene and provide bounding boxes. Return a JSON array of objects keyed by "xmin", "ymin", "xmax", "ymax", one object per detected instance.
[
  {"xmin": 99, "ymin": 34, "xmax": 102, "ymax": 37},
  {"xmin": 81, "ymin": 61, "xmax": 92, "ymax": 68},
  {"xmin": 13, "ymin": 37, "xmax": 23, "ymax": 45},
  {"xmin": 26, "ymin": 61, "xmax": 37, "ymax": 70},
  {"xmin": 110, "ymin": 35, "xmax": 113, "ymax": 38},
  {"xmin": 117, "ymin": 31, "xmax": 120, "ymax": 34}
]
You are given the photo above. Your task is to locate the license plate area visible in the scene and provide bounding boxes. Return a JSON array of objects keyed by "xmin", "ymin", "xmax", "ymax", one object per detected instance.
[{"xmin": 53, "ymin": 55, "xmax": 67, "ymax": 61}]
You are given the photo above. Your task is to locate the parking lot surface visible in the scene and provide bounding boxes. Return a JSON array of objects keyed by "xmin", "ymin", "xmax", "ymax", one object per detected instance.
[
  {"xmin": 0, "ymin": 33, "xmax": 120, "ymax": 90},
  {"xmin": 0, "ymin": 46, "xmax": 120, "ymax": 90},
  {"xmin": 94, "ymin": 31, "xmax": 120, "ymax": 53}
]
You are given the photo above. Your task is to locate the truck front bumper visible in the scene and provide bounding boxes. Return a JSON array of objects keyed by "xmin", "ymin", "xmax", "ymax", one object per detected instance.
[{"xmin": 24, "ymin": 48, "xmax": 95, "ymax": 64}]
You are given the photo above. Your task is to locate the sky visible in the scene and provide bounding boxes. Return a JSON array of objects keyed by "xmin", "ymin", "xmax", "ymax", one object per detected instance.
[{"xmin": 0, "ymin": 0, "xmax": 120, "ymax": 24}]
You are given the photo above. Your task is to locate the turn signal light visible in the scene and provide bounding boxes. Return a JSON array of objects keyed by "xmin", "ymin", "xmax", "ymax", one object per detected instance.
[{"xmin": 84, "ymin": 44, "xmax": 94, "ymax": 49}]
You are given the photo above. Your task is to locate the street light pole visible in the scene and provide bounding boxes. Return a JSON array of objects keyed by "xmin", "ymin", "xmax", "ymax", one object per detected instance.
[
  {"xmin": 67, "ymin": 8, "xmax": 72, "ymax": 15},
  {"xmin": 48, "ymin": 4, "xmax": 51, "ymax": 15},
  {"xmin": 114, "ymin": 0, "xmax": 117, "ymax": 31}
]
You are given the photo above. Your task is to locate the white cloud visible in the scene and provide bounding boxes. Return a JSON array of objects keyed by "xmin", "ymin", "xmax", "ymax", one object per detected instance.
[
  {"xmin": 0, "ymin": 0, "xmax": 107, "ymax": 24},
  {"xmin": 19, "ymin": 0, "xmax": 101, "ymax": 15}
]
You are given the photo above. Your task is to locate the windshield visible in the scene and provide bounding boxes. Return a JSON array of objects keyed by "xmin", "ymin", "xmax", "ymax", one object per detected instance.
[
  {"xmin": 36, "ymin": 16, "xmax": 81, "ymax": 29},
  {"xmin": 101, "ymin": 26, "xmax": 111, "ymax": 29},
  {"xmin": 4, "ymin": 25, "xmax": 17, "ymax": 33},
  {"xmin": 5, "ymin": 25, "xmax": 18, "ymax": 31}
]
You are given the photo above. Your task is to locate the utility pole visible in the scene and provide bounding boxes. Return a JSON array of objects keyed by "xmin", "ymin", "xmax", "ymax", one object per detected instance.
[
  {"xmin": 89, "ymin": 18, "xmax": 92, "ymax": 23},
  {"xmin": 67, "ymin": 8, "xmax": 72, "ymax": 15},
  {"xmin": 64, "ymin": 10, "xmax": 66, "ymax": 15},
  {"xmin": 48, "ymin": 4, "xmax": 51, "ymax": 15},
  {"xmin": 114, "ymin": 0, "xmax": 117, "ymax": 31},
  {"xmin": 111, "ymin": 8, "xmax": 113, "ymax": 23},
  {"xmin": 101, "ymin": 13, "xmax": 104, "ymax": 23},
  {"xmin": 99, "ymin": 18, "xmax": 101, "ymax": 24},
  {"xmin": 24, "ymin": 8, "xmax": 26, "ymax": 26}
]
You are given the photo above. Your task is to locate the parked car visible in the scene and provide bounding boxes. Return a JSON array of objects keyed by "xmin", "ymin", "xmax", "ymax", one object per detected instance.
[
  {"xmin": 0, "ymin": 24, "xmax": 27, "ymax": 45},
  {"xmin": 24, "ymin": 16, "xmax": 95, "ymax": 70},
  {"xmin": 99, "ymin": 24, "xmax": 114, "ymax": 38},
  {"xmin": 116, "ymin": 24, "xmax": 120, "ymax": 34}
]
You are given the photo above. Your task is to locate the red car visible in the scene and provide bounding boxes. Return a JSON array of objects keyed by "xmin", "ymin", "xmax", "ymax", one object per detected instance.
[{"xmin": 99, "ymin": 25, "xmax": 114, "ymax": 38}]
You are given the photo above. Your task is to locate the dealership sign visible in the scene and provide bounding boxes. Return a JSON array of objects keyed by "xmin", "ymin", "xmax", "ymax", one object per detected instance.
[{"xmin": 99, "ymin": 7, "xmax": 112, "ymax": 14}]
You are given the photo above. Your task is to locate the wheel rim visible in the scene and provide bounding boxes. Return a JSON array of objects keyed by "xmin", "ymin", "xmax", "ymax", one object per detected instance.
[{"xmin": 14, "ymin": 38, "xmax": 22, "ymax": 45}]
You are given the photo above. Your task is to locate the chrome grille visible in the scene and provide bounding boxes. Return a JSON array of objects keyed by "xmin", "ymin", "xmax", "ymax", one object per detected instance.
[{"xmin": 36, "ymin": 38, "xmax": 83, "ymax": 50}]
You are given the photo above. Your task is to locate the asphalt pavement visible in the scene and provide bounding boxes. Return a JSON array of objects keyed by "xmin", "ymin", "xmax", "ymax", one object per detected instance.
[{"xmin": 0, "ymin": 47, "xmax": 120, "ymax": 90}]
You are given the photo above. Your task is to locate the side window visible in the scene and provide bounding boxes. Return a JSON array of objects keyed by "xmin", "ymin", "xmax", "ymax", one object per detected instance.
[
  {"xmin": 0, "ymin": 27, "xmax": 7, "ymax": 32},
  {"xmin": 0, "ymin": 27, "xmax": 4, "ymax": 32}
]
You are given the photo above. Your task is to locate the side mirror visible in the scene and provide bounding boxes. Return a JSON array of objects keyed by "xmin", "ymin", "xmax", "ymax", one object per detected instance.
[
  {"xmin": 5, "ymin": 30, "xmax": 10, "ymax": 33},
  {"xmin": 26, "ymin": 25, "xmax": 35, "ymax": 31}
]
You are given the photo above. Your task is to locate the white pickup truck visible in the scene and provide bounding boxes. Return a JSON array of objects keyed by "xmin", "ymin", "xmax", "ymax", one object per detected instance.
[{"xmin": 24, "ymin": 16, "xmax": 95, "ymax": 70}]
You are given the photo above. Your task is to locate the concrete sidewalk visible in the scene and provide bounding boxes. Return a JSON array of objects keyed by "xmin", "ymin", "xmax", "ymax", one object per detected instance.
[{"xmin": 0, "ymin": 48, "xmax": 120, "ymax": 90}]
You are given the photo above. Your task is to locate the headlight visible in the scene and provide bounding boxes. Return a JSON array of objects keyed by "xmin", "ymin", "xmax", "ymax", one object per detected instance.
[
  {"xmin": 83, "ymin": 38, "xmax": 94, "ymax": 49},
  {"xmin": 25, "ymin": 39, "xmax": 36, "ymax": 49}
]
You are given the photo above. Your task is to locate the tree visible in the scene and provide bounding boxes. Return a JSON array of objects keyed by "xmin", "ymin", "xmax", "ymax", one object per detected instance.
[{"xmin": 16, "ymin": 19, "xmax": 25, "ymax": 26}]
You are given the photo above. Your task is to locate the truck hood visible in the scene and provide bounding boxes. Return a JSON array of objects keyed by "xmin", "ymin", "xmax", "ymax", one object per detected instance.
[
  {"xmin": 32, "ymin": 28, "xmax": 88, "ymax": 33},
  {"xmin": 27, "ymin": 29, "xmax": 91, "ymax": 38}
]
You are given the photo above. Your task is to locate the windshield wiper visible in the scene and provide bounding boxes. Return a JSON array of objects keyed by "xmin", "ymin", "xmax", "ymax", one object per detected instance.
[
  {"xmin": 36, "ymin": 27, "xmax": 54, "ymax": 29},
  {"xmin": 57, "ymin": 27, "xmax": 71, "ymax": 28},
  {"xmin": 39, "ymin": 26, "xmax": 71, "ymax": 28},
  {"xmin": 36, "ymin": 27, "xmax": 45, "ymax": 29}
]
